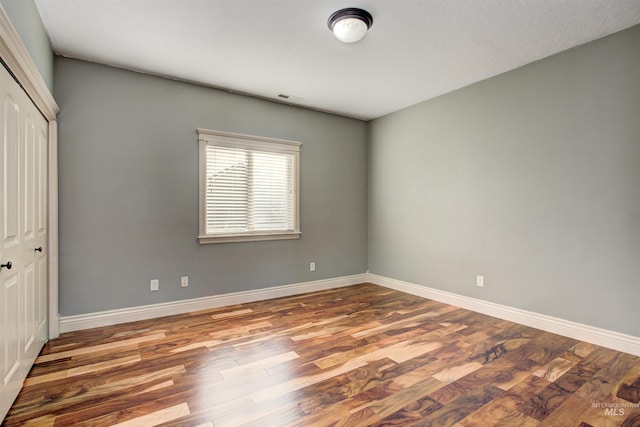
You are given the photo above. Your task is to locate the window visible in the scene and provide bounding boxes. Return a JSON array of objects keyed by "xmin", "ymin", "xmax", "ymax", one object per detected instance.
[{"xmin": 198, "ymin": 129, "xmax": 301, "ymax": 244}]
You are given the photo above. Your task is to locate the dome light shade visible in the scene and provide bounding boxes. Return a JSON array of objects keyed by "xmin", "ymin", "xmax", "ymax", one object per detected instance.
[{"xmin": 328, "ymin": 8, "xmax": 373, "ymax": 43}]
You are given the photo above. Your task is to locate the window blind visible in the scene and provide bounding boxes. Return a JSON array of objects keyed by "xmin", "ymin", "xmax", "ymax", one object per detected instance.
[{"xmin": 205, "ymin": 145, "xmax": 295, "ymax": 235}]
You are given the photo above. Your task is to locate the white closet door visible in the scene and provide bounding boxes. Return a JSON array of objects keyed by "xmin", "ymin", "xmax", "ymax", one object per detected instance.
[{"xmin": 0, "ymin": 63, "xmax": 48, "ymax": 420}]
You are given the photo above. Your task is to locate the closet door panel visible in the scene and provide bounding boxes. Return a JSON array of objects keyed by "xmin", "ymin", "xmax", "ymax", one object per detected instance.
[
  {"xmin": 0, "ymin": 63, "xmax": 48, "ymax": 420},
  {"xmin": 22, "ymin": 115, "xmax": 36, "ymax": 355},
  {"xmin": 1, "ymin": 67, "xmax": 25, "ymax": 419},
  {"xmin": 34, "ymin": 121, "xmax": 48, "ymax": 340}
]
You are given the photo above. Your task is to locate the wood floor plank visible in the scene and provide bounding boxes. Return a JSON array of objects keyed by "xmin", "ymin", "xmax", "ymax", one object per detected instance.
[
  {"xmin": 110, "ymin": 402, "xmax": 191, "ymax": 427},
  {"xmin": 457, "ymin": 395, "xmax": 539, "ymax": 426},
  {"xmin": 518, "ymin": 382, "xmax": 573, "ymax": 421},
  {"xmin": 220, "ymin": 350, "xmax": 299, "ymax": 379},
  {"xmin": 417, "ymin": 383, "xmax": 505, "ymax": 426},
  {"xmin": 433, "ymin": 361, "xmax": 484, "ymax": 385},
  {"xmin": 615, "ymin": 360, "xmax": 640, "ymax": 403},
  {"xmin": 209, "ymin": 308, "xmax": 254, "ymax": 320},
  {"xmin": 250, "ymin": 357, "xmax": 368, "ymax": 404},
  {"xmin": 313, "ymin": 342, "xmax": 381, "ymax": 370},
  {"xmin": 35, "ymin": 333, "xmax": 166, "ymax": 363},
  {"xmin": 3, "ymin": 283, "xmax": 638, "ymax": 427},
  {"xmin": 576, "ymin": 351, "xmax": 640, "ymax": 402},
  {"xmin": 23, "ymin": 354, "xmax": 142, "ymax": 387},
  {"xmin": 532, "ymin": 357, "xmax": 576, "ymax": 382},
  {"xmin": 339, "ymin": 376, "xmax": 445, "ymax": 426}
]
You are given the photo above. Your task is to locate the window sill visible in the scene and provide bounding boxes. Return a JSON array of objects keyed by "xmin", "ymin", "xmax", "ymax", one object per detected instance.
[{"xmin": 198, "ymin": 231, "xmax": 301, "ymax": 244}]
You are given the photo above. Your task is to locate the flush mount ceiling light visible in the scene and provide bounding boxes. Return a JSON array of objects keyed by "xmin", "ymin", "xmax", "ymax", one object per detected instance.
[{"xmin": 328, "ymin": 7, "xmax": 373, "ymax": 43}]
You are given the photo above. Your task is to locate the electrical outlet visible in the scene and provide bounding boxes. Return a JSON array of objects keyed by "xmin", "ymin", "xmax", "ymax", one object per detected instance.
[
  {"xmin": 150, "ymin": 279, "xmax": 159, "ymax": 291},
  {"xmin": 476, "ymin": 275, "xmax": 484, "ymax": 288},
  {"xmin": 181, "ymin": 276, "xmax": 189, "ymax": 287},
  {"xmin": 310, "ymin": 262, "xmax": 316, "ymax": 272}
]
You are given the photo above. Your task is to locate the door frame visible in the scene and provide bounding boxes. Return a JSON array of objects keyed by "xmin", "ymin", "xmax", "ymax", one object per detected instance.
[{"xmin": 0, "ymin": 6, "xmax": 60, "ymax": 338}]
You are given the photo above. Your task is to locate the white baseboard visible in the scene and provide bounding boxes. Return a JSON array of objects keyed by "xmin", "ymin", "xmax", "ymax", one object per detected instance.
[
  {"xmin": 59, "ymin": 273, "xmax": 367, "ymax": 333},
  {"xmin": 367, "ymin": 273, "xmax": 640, "ymax": 356},
  {"xmin": 59, "ymin": 272, "xmax": 640, "ymax": 357}
]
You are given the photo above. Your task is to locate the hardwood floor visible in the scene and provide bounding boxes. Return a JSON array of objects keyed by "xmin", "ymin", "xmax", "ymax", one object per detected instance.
[{"xmin": 3, "ymin": 283, "xmax": 640, "ymax": 426}]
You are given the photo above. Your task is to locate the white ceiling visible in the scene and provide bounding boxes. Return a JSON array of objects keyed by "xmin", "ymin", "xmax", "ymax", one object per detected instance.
[{"xmin": 35, "ymin": 0, "xmax": 640, "ymax": 121}]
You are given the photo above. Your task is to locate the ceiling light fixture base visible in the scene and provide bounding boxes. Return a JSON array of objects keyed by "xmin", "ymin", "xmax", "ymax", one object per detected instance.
[{"xmin": 328, "ymin": 7, "xmax": 373, "ymax": 43}]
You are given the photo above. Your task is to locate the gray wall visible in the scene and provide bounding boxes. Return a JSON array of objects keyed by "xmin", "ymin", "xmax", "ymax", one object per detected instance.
[
  {"xmin": 0, "ymin": 0, "xmax": 53, "ymax": 91},
  {"xmin": 368, "ymin": 25, "xmax": 640, "ymax": 337},
  {"xmin": 55, "ymin": 57, "xmax": 368, "ymax": 316}
]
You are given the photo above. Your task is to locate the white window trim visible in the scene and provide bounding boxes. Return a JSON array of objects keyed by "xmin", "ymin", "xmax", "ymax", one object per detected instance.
[{"xmin": 197, "ymin": 129, "xmax": 301, "ymax": 244}]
